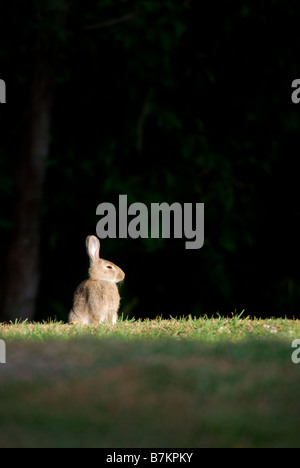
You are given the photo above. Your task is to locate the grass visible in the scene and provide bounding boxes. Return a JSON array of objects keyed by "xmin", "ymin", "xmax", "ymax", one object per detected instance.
[
  {"xmin": 1, "ymin": 314, "xmax": 299, "ymax": 340},
  {"xmin": 0, "ymin": 315, "xmax": 300, "ymax": 448}
]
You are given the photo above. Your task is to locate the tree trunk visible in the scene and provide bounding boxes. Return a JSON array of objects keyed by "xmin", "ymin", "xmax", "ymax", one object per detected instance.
[
  {"xmin": 0, "ymin": 1, "xmax": 71, "ymax": 322},
  {"xmin": 1, "ymin": 62, "xmax": 54, "ymax": 322}
]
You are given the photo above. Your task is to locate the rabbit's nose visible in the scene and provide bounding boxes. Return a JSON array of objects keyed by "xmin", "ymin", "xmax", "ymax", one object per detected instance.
[{"xmin": 119, "ymin": 271, "xmax": 125, "ymax": 281}]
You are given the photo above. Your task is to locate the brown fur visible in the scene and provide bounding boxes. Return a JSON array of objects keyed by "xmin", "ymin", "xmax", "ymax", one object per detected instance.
[{"xmin": 69, "ymin": 236, "xmax": 125, "ymax": 325}]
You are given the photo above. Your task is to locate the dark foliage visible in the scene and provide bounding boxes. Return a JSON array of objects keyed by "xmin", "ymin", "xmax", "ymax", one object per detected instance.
[{"xmin": 0, "ymin": 0, "xmax": 300, "ymax": 320}]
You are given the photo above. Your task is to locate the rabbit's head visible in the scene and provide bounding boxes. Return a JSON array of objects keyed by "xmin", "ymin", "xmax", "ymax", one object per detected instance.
[{"xmin": 86, "ymin": 235, "xmax": 125, "ymax": 283}]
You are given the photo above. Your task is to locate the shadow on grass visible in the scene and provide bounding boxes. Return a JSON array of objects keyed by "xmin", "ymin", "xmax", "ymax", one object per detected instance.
[{"xmin": 0, "ymin": 336, "xmax": 299, "ymax": 448}]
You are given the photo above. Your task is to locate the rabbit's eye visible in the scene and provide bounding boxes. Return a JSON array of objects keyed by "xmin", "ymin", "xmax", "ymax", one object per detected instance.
[{"xmin": 106, "ymin": 265, "xmax": 113, "ymax": 270}]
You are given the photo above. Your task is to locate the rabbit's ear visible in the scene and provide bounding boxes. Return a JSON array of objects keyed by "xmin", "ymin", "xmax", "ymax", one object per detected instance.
[{"xmin": 86, "ymin": 235, "xmax": 100, "ymax": 261}]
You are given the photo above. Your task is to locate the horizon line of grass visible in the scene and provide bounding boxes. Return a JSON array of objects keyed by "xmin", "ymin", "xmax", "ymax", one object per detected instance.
[{"xmin": 0, "ymin": 314, "xmax": 299, "ymax": 342}]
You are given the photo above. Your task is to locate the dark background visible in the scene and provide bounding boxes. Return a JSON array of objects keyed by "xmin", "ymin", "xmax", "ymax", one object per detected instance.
[{"xmin": 0, "ymin": 0, "xmax": 300, "ymax": 322}]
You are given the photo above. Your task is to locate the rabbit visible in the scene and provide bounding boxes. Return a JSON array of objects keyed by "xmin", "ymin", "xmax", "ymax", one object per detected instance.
[{"xmin": 69, "ymin": 235, "xmax": 125, "ymax": 325}]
